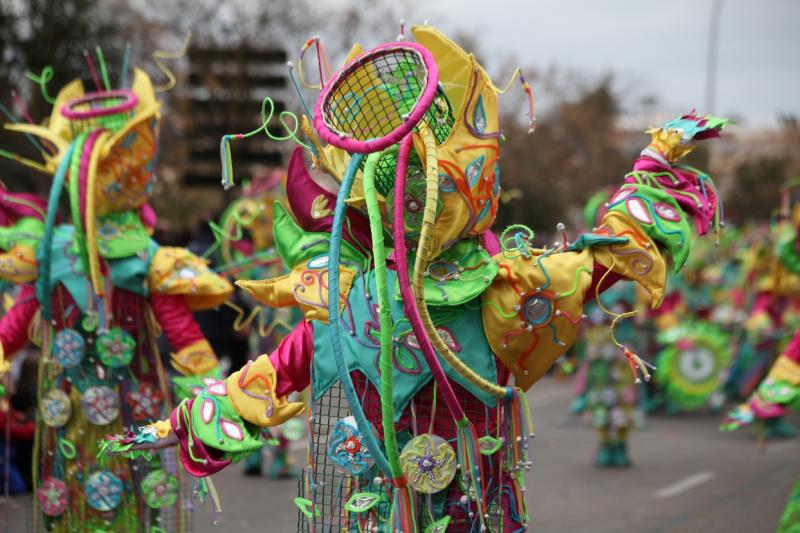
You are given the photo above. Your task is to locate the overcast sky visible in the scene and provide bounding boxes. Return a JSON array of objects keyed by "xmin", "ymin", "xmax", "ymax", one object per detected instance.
[{"xmin": 417, "ymin": 0, "xmax": 799, "ymax": 127}]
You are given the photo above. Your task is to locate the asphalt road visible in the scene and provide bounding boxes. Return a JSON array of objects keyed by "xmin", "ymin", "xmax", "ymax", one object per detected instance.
[{"xmin": 4, "ymin": 377, "xmax": 798, "ymax": 532}]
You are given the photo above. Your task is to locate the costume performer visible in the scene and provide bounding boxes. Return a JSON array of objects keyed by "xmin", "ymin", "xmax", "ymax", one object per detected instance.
[
  {"xmin": 722, "ymin": 184, "xmax": 800, "ymax": 438},
  {"xmin": 102, "ymin": 26, "xmax": 727, "ymax": 532},
  {"xmin": 0, "ymin": 57, "xmax": 232, "ymax": 531},
  {"xmin": 571, "ymin": 192, "xmax": 644, "ymax": 467}
]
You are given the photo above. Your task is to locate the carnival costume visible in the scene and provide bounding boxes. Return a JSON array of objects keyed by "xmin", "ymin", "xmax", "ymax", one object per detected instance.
[
  {"xmin": 102, "ymin": 26, "xmax": 727, "ymax": 532},
  {"xmin": 0, "ymin": 62, "xmax": 232, "ymax": 531}
]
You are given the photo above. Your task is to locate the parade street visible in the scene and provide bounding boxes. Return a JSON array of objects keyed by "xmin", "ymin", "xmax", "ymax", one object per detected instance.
[{"xmin": 7, "ymin": 376, "xmax": 794, "ymax": 533}]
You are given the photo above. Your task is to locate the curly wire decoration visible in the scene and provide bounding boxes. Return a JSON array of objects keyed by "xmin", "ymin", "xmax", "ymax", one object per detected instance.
[
  {"xmin": 152, "ymin": 32, "xmax": 191, "ymax": 93},
  {"xmin": 219, "ymin": 97, "xmax": 309, "ymax": 190},
  {"xmin": 297, "ymin": 36, "xmax": 332, "ymax": 90},
  {"xmin": 487, "ymin": 67, "xmax": 536, "ymax": 133},
  {"xmin": 593, "ymin": 254, "xmax": 655, "ymax": 383},
  {"xmin": 25, "ymin": 66, "xmax": 56, "ymax": 104}
]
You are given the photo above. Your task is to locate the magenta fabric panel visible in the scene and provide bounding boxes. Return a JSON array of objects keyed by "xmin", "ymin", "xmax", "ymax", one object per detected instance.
[
  {"xmin": 0, "ymin": 284, "xmax": 39, "ymax": 357},
  {"xmin": 629, "ymin": 157, "xmax": 717, "ymax": 235},
  {"xmin": 269, "ymin": 319, "xmax": 314, "ymax": 397},
  {"xmin": 0, "ymin": 192, "xmax": 47, "ymax": 225},
  {"xmin": 284, "ymin": 147, "xmax": 372, "ymax": 256}
]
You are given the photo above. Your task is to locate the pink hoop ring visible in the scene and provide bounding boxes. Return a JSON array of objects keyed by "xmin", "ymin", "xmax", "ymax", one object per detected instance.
[
  {"xmin": 313, "ymin": 42, "xmax": 439, "ymax": 155},
  {"xmin": 60, "ymin": 90, "xmax": 139, "ymax": 120}
]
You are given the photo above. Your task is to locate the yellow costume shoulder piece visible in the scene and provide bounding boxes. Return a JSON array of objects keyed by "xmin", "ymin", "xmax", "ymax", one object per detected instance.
[
  {"xmin": 148, "ymin": 247, "xmax": 233, "ymax": 310},
  {"xmin": 482, "ymin": 247, "xmax": 594, "ymax": 390},
  {"xmin": 236, "ymin": 258, "xmax": 355, "ymax": 324},
  {"xmin": 592, "ymin": 211, "xmax": 667, "ymax": 308}
]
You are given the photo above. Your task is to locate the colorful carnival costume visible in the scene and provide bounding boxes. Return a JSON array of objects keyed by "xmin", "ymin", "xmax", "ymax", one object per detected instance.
[
  {"xmin": 0, "ymin": 63, "xmax": 232, "ymax": 531},
  {"xmin": 102, "ymin": 27, "xmax": 727, "ymax": 532},
  {"xmin": 723, "ymin": 187, "xmax": 800, "ymax": 438},
  {"xmin": 573, "ymin": 282, "xmax": 643, "ymax": 467}
]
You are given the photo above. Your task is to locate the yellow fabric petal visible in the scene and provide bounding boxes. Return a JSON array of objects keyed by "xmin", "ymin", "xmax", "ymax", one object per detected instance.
[
  {"xmin": 171, "ymin": 339, "xmax": 219, "ymax": 376},
  {"xmin": 236, "ymin": 276, "xmax": 297, "ymax": 309},
  {"xmin": 0, "ymin": 245, "xmax": 38, "ymax": 283},
  {"xmin": 226, "ymin": 354, "xmax": 306, "ymax": 427},
  {"xmin": 592, "ymin": 211, "xmax": 667, "ymax": 308},
  {"xmin": 767, "ymin": 354, "xmax": 800, "ymax": 386},
  {"xmin": 411, "ymin": 25, "xmax": 473, "ymax": 121},
  {"xmin": 149, "ymin": 247, "xmax": 234, "ymax": 310}
]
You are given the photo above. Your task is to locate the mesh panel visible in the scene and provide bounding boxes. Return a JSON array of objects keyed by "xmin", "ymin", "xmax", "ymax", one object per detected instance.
[
  {"xmin": 296, "ymin": 375, "xmax": 508, "ymax": 532},
  {"xmin": 322, "ymin": 47, "xmax": 428, "ymax": 141}
]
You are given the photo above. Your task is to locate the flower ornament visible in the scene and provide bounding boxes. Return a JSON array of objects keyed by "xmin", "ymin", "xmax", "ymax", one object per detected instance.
[
  {"xmin": 84, "ymin": 470, "xmax": 124, "ymax": 511},
  {"xmin": 327, "ymin": 416, "xmax": 374, "ymax": 475},
  {"xmin": 140, "ymin": 469, "xmax": 179, "ymax": 509},
  {"xmin": 96, "ymin": 327, "xmax": 136, "ymax": 368},
  {"xmin": 80, "ymin": 386, "xmax": 120, "ymax": 425},
  {"xmin": 37, "ymin": 477, "xmax": 68, "ymax": 516},
  {"xmin": 41, "ymin": 389, "xmax": 72, "ymax": 428},
  {"xmin": 399, "ymin": 434, "xmax": 457, "ymax": 494},
  {"xmin": 53, "ymin": 328, "xmax": 86, "ymax": 368},
  {"xmin": 127, "ymin": 383, "xmax": 165, "ymax": 421}
]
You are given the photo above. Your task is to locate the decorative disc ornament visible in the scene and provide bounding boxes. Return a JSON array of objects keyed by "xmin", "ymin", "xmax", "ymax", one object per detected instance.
[
  {"xmin": 140, "ymin": 469, "xmax": 179, "ymax": 509},
  {"xmin": 96, "ymin": 327, "xmax": 136, "ymax": 368},
  {"xmin": 53, "ymin": 328, "xmax": 86, "ymax": 368},
  {"xmin": 37, "ymin": 477, "xmax": 68, "ymax": 516},
  {"xmin": 326, "ymin": 416, "xmax": 374, "ymax": 475},
  {"xmin": 127, "ymin": 383, "xmax": 164, "ymax": 421},
  {"xmin": 656, "ymin": 322, "xmax": 729, "ymax": 411},
  {"xmin": 80, "ymin": 386, "xmax": 120, "ymax": 425},
  {"xmin": 281, "ymin": 417, "xmax": 306, "ymax": 442},
  {"xmin": 41, "ymin": 389, "xmax": 71, "ymax": 428},
  {"xmin": 84, "ymin": 470, "xmax": 124, "ymax": 511},
  {"xmin": 399, "ymin": 434, "xmax": 457, "ymax": 494}
]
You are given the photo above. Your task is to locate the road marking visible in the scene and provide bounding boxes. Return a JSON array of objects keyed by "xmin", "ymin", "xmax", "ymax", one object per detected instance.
[{"xmin": 654, "ymin": 471, "xmax": 717, "ymax": 499}]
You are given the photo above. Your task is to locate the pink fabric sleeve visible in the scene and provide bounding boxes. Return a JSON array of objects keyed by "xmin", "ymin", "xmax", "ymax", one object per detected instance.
[
  {"xmin": 0, "ymin": 284, "xmax": 39, "ymax": 357},
  {"xmin": 270, "ymin": 319, "xmax": 314, "ymax": 396},
  {"xmin": 149, "ymin": 293, "xmax": 206, "ymax": 350}
]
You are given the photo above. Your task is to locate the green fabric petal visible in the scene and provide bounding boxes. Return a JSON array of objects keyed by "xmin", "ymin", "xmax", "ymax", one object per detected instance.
[
  {"xmin": 396, "ymin": 239, "xmax": 499, "ymax": 307},
  {"xmin": 273, "ymin": 201, "xmax": 367, "ymax": 269}
]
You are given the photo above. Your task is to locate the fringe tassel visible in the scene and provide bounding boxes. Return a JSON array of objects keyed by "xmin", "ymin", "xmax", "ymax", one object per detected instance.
[
  {"xmin": 389, "ymin": 483, "xmax": 418, "ymax": 532},
  {"xmin": 456, "ymin": 421, "xmax": 489, "ymax": 531}
]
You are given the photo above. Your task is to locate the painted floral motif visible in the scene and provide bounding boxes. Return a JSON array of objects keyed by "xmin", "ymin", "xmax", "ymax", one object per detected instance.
[
  {"xmin": 37, "ymin": 477, "xmax": 68, "ymax": 516},
  {"xmin": 84, "ymin": 470, "xmax": 124, "ymax": 511},
  {"xmin": 53, "ymin": 328, "xmax": 86, "ymax": 369},
  {"xmin": 399, "ymin": 433, "xmax": 457, "ymax": 494},
  {"xmin": 96, "ymin": 327, "xmax": 136, "ymax": 368},
  {"xmin": 80, "ymin": 386, "xmax": 120, "ymax": 425},
  {"xmin": 41, "ymin": 389, "xmax": 71, "ymax": 428},
  {"xmin": 127, "ymin": 383, "xmax": 164, "ymax": 421},
  {"xmin": 327, "ymin": 416, "xmax": 374, "ymax": 475},
  {"xmin": 140, "ymin": 469, "xmax": 179, "ymax": 509}
]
